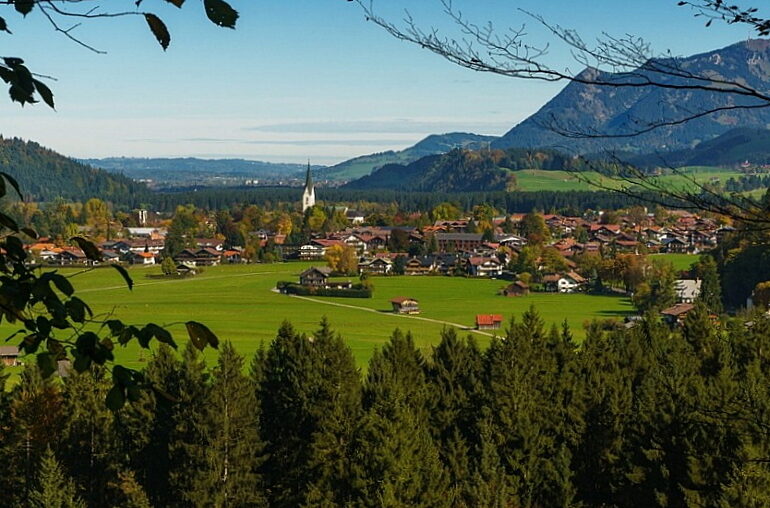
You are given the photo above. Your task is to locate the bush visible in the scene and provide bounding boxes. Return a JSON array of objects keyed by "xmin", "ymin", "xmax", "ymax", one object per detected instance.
[{"xmin": 276, "ymin": 282, "xmax": 372, "ymax": 298}]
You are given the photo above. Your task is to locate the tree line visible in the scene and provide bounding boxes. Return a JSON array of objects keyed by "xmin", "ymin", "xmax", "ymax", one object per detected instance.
[{"xmin": 3, "ymin": 307, "xmax": 770, "ymax": 507}]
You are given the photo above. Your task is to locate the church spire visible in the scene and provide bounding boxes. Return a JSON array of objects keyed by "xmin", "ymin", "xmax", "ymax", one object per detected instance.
[
  {"xmin": 305, "ymin": 159, "xmax": 313, "ymax": 189},
  {"xmin": 302, "ymin": 159, "xmax": 316, "ymax": 212}
]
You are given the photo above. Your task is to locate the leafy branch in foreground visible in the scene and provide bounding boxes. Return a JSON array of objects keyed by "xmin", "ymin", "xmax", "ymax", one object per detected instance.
[
  {"xmin": 0, "ymin": 173, "xmax": 219, "ymax": 409},
  {"xmin": 0, "ymin": 0, "xmax": 241, "ymax": 107}
]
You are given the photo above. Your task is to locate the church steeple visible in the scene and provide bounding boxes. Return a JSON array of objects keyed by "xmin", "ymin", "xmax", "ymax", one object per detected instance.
[
  {"xmin": 302, "ymin": 160, "xmax": 315, "ymax": 212},
  {"xmin": 306, "ymin": 160, "xmax": 313, "ymax": 187}
]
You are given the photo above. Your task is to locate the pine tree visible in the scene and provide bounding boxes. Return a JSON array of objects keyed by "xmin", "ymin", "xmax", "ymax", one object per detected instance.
[
  {"xmin": 192, "ymin": 342, "xmax": 266, "ymax": 507},
  {"xmin": 353, "ymin": 329, "xmax": 451, "ymax": 507},
  {"xmin": 261, "ymin": 319, "xmax": 362, "ymax": 507},
  {"xmin": 29, "ymin": 447, "xmax": 85, "ymax": 508},
  {"xmin": 696, "ymin": 255, "xmax": 723, "ymax": 314},
  {"xmin": 261, "ymin": 320, "xmax": 319, "ymax": 507},
  {"xmin": 171, "ymin": 340, "xmax": 211, "ymax": 507},
  {"xmin": 427, "ymin": 328, "xmax": 485, "ymax": 505},
  {"xmin": 485, "ymin": 308, "xmax": 576, "ymax": 507},
  {"xmin": 301, "ymin": 318, "xmax": 363, "ymax": 507},
  {"xmin": 4, "ymin": 364, "xmax": 65, "ymax": 507},
  {"xmin": 110, "ymin": 470, "xmax": 152, "ymax": 508},
  {"xmin": 120, "ymin": 343, "xmax": 183, "ymax": 507},
  {"xmin": 60, "ymin": 366, "xmax": 122, "ymax": 507}
]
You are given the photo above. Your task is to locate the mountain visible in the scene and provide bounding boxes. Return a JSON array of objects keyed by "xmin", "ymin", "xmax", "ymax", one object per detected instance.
[
  {"xmin": 322, "ymin": 132, "xmax": 497, "ymax": 181},
  {"xmin": 627, "ymin": 127, "xmax": 770, "ymax": 168},
  {"xmin": 493, "ymin": 39, "xmax": 770, "ymax": 154},
  {"xmin": 0, "ymin": 137, "xmax": 148, "ymax": 202},
  {"xmin": 82, "ymin": 157, "xmax": 318, "ymax": 187}
]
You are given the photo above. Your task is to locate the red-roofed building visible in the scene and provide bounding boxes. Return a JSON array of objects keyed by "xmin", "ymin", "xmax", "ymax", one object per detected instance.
[{"xmin": 476, "ymin": 314, "xmax": 503, "ymax": 330}]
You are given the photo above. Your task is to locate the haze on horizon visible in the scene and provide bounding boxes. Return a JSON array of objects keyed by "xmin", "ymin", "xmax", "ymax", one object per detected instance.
[{"xmin": 0, "ymin": 0, "xmax": 761, "ymax": 165}]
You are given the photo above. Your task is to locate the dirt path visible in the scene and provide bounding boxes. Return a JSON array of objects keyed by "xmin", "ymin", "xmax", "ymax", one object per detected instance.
[{"xmin": 287, "ymin": 294, "xmax": 495, "ymax": 338}]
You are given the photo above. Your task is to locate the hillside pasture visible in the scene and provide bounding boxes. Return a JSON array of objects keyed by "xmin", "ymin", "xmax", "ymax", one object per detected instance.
[{"xmin": 509, "ymin": 166, "xmax": 747, "ymax": 193}]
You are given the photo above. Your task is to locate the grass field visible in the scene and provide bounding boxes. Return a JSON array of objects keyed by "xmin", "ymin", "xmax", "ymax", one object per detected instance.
[
  {"xmin": 651, "ymin": 253, "xmax": 700, "ymax": 272},
  {"xmin": 1, "ymin": 263, "xmax": 633, "ymax": 375},
  {"xmin": 510, "ymin": 166, "xmax": 747, "ymax": 192}
]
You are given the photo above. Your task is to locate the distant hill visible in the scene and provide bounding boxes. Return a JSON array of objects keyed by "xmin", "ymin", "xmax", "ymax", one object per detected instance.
[
  {"xmin": 626, "ymin": 127, "xmax": 770, "ymax": 168},
  {"xmin": 322, "ymin": 132, "xmax": 497, "ymax": 182},
  {"xmin": 493, "ymin": 39, "xmax": 770, "ymax": 154},
  {"xmin": 82, "ymin": 157, "xmax": 318, "ymax": 187},
  {"xmin": 344, "ymin": 148, "xmax": 589, "ymax": 191},
  {"xmin": 0, "ymin": 137, "xmax": 148, "ymax": 202}
]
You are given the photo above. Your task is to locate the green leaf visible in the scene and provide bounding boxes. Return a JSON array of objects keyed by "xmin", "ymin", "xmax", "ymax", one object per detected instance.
[
  {"xmin": 0, "ymin": 172, "xmax": 22, "ymax": 199},
  {"xmin": 185, "ymin": 321, "xmax": 219, "ymax": 350},
  {"xmin": 32, "ymin": 79, "xmax": 54, "ymax": 109},
  {"xmin": 106, "ymin": 385, "xmax": 125, "ymax": 411},
  {"xmin": 50, "ymin": 273, "xmax": 74, "ymax": 297},
  {"xmin": 13, "ymin": 0, "xmax": 34, "ymax": 16},
  {"xmin": 36, "ymin": 352, "xmax": 57, "ymax": 378},
  {"xmin": 144, "ymin": 13, "xmax": 171, "ymax": 50},
  {"xmin": 0, "ymin": 17, "xmax": 10, "ymax": 34},
  {"xmin": 144, "ymin": 323, "xmax": 176, "ymax": 348},
  {"xmin": 111, "ymin": 264, "xmax": 134, "ymax": 290},
  {"xmin": 204, "ymin": 0, "xmax": 239, "ymax": 28},
  {"xmin": 65, "ymin": 297, "xmax": 91, "ymax": 323},
  {"xmin": 0, "ymin": 212, "xmax": 19, "ymax": 232},
  {"xmin": 164, "ymin": 0, "xmax": 185, "ymax": 7},
  {"xmin": 70, "ymin": 236, "xmax": 102, "ymax": 261},
  {"xmin": 21, "ymin": 227, "xmax": 37, "ymax": 239}
]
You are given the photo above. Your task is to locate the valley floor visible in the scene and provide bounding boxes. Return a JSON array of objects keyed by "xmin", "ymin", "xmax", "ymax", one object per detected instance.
[{"xmin": 3, "ymin": 262, "xmax": 633, "ymax": 377}]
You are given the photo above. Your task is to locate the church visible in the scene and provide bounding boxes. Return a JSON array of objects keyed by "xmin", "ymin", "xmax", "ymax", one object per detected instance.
[{"xmin": 302, "ymin": 162, "xmax": 315, "ymax": 212}]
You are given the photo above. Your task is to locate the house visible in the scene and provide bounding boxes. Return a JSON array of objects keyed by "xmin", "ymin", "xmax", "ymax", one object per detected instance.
[
  {"xmin": 675, "ymin": 279, "xmax": 702, "ymax": 303},
  {"xmin": 346, "ymin": 210, "xmax": 366, "ymax": 224},
  {"xmin": 466, "ymin": 257, "xmax": 503, "ymax": 278},
  {"xmin": 476, "ymin": 314, "xmax": 503, "ymax": 330},
  {"xmin": 173, "ymin": 248, "xmax": 222, "ymax": 266},
  {"xmin": 0, "ymin": 346, "xmax": 20, "ymax": 366},
  {"xmin": 175, "ymin": 264, "xmax": 197, "ymax": 276},
  {"xmin": 663, "ymin": 236, "xmax": 691, "ymax": 254},
  {"xmin": 435, "ymin": 232, "xmax": 484, "ymax": 252},
  {"xmin": 358, "ymin": 257, "xmax": 393, "ymax": 275},
  {"xmin": 404, "ymin": 256, "xmax": 436, "ymax": 275},
  {"xmin": 222, "ymin": 250, "xmax": 243, "ymax": 264},
  {"xmin": 56, "ymin": 248, "xmax": 88, "ymax": 265},
  {"xmin": 503, "ymin": 281, "xmax": 530, "ymax": 297},
  {"xmin": 299, "ymin": 239, "xmax": 344, "ymax": 260},
  {"xmin": 661, "ymin": 303, "xmax": 695, "ymax": 326},
  {"xmin": 391, "ymin": 297, "xmax": 420, "ymax": 314},
  {"xmin": 543, "ymin": 271, "xmax": 586, "ymax": 293},
  {"xmin": 128, "ymin": 251, "xmax": 156, "ymax": 265},
  {"xmin": 299, "ymin": 266, "xmax": 332, "ymax": 287}
]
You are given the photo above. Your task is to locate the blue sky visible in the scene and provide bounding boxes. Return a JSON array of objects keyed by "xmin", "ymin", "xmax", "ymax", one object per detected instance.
[{"xmin": 0, "ymin": 0, "xmax": 763, "ymax": 164}]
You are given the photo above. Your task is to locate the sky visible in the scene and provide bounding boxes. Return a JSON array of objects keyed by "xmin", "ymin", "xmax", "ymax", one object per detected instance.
[{"xmin": 0, "ymin": 0, "xmax": 765, "ymax": 165}]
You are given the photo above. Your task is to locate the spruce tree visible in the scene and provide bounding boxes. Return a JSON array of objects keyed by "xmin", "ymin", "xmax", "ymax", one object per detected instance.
[
  {"xmin": 61, "ymin": 366, "xmax": 122, "ymax": 507},
  {"xmin": 695, "ymin": 255, "xmax": 723, "ymax": 314},
  {"xmin": 261, "ymin": 319, "xmax": 362, "ymax": 507},
  {"xmin": 301, "ymin": 318, "xmax": 362, "ymax": 507},
  {"xmin": 353, "ymin": 329, "xmax": 451, "ymax": 507},
  {"xmin": 261, "ymin": 320, "xmax": 319, "ymax": 507},
  {"xmin": 192, "ymin": 342, "xmax": 266, "ymax": 507},
  {"xmin": 485, "ymin": 308, "xmax": 576, "ymax": 507},
  {"xmin": 5, "ymin": 364, "xmax": 65, "ymax": 507},
  {"xmin": 29, "ymin": 447, "xmax": 85, "ymax": 508},
  {"xmin": 171, "ymin": 340, "xmax": 211, "ymax": 507},
  {"xmin": 427, "ymin": 328, "xmax": 485, "ymax": 505}
]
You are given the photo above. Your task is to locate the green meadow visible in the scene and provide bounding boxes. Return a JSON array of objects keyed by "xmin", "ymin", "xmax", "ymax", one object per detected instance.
[
  {"xmin": 510, "ymin": 166, "xmax": 746, "ymax": 192},
  {"xmin": 651, "ymin": 253, "xmax": 701, "ymax": 272},
  {"xmin": 1, "ymin": 262, "xmax": 633, "ymax": 374}
]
